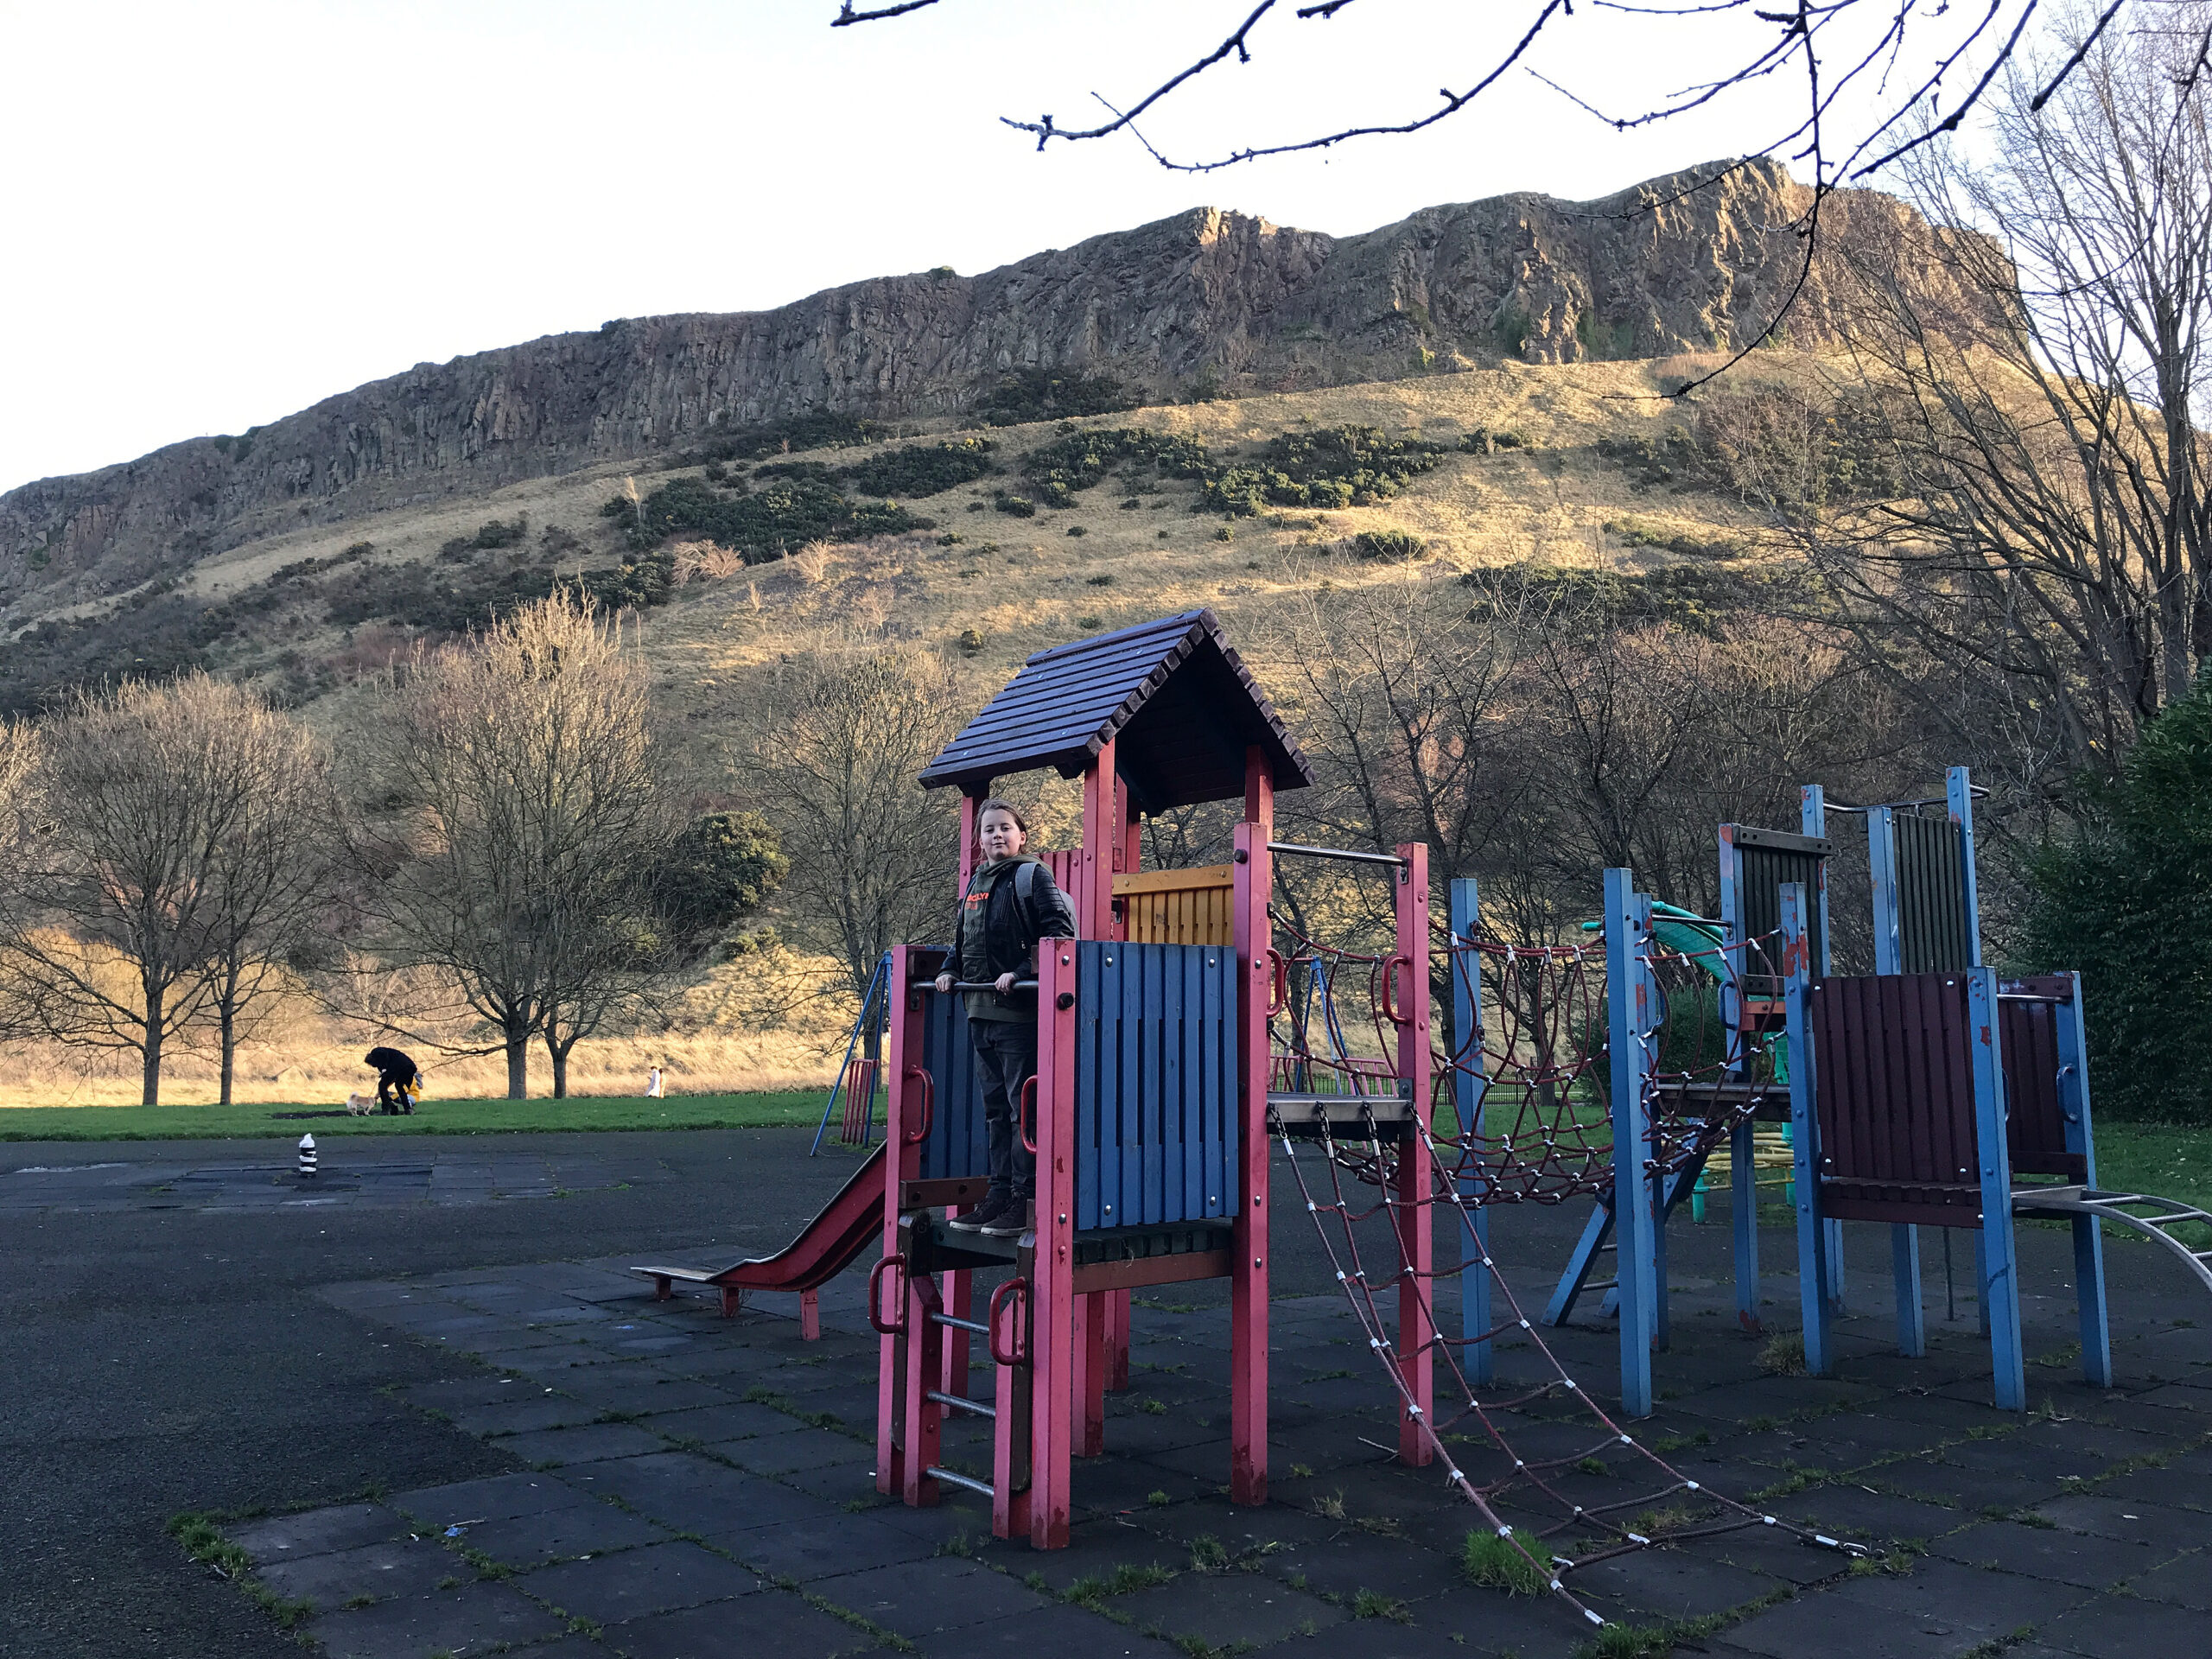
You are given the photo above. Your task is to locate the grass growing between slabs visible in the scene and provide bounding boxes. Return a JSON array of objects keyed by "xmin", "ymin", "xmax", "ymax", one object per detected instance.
[{"xmin": 0, "ymin": 1090, "xmax": 824, "ymax": 1141}]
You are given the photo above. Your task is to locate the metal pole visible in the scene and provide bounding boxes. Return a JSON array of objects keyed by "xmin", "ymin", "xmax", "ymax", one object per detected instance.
[
  {"xmin": 1605, "ymin": 868, "xmax": 1656, "ymax": 1416},
  {"xmin": 1449, "ymin": 878, "xmax": 1492, "ymax": 1386},
  {"xmin": 1780, "ymin": 881, "xmax": 1833, "ymax": 1376}
]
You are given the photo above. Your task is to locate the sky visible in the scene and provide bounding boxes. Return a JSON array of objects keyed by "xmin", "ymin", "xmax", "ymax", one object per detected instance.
[{"xmin": 0, "ymin": 0, "xmax": 1978, "ymax": 493}]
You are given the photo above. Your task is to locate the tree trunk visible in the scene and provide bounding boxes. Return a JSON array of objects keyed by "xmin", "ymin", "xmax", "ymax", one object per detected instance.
[
  {"xmin": 142, "ymin": 988, "xmax": 163, "ymax": 1107},
  {"xmin": 219, "ymin": 1001, "xmax": 237, "ymax": 1107},
  {"xmin": 550, "ymin": 1046, "xmax": 569, "ymax": 1100},
  {"xmin": 505, "ymin": 1022, "xmax": 530, "ymax": 1099}
]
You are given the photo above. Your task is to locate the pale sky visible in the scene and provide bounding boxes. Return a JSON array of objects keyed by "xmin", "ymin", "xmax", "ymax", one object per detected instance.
[{"xmin": 0, "ymin": 1, "xmax": 1979, "ymax": 493}]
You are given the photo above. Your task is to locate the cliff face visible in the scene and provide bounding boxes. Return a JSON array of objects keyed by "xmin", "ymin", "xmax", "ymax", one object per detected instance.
[{"xmin": 0, "ymin": 158, "xmax": 1971, "ymax": 613}]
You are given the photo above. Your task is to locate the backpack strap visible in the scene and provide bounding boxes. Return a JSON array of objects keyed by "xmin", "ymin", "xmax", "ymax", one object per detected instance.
[{"xmin": 1014, "ymin": 861, "xmax": 1037, "ymax": 908}]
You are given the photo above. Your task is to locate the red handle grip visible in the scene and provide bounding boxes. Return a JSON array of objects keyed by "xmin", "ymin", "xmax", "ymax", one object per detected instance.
[
  {"xmin": 901, "ymin": 1065, "xmax": 934, "ymax": 1145},
  {"xmin": 1019, "ymin": 1075, "xmax": 1039, "ymax": 1154},
  {"xmin": 1267, "ymin": 948, "xmax": 1289, "ymax": 1017},
  {"xmin": 867, "ymin": 1253, "xmax": 906, "ymax": 1336},
  {"xmin": 988, "ymin": 1276, "xmax": 1030, "ymax": 1367},
  {"xmin": 1381, "ymin": 954, "xmax": 1414, "ymax": 1027}
]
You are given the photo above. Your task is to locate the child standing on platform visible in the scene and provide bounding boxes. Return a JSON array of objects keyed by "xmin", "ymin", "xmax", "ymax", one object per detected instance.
[{"xmin": 934, "ymin": 798, "xmax": 1075, "ymax": 1238}]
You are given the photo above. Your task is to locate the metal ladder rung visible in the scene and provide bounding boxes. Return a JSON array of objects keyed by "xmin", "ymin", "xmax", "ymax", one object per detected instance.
[
  {"xmin": 931, "ymin": 1313, "xmax": 989, "ymax": 1336},
  {"xmin": 925, "ymin": 1389, "xmax": 997, "ymax": 1421},
  {"xmin": 925, "ymin": 1464, "xmax": 995, "ymax": 1499}
]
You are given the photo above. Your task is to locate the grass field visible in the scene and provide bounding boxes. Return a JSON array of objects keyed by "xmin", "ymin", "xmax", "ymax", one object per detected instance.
[{"xmin": 0, "ymin": 1090, "xmax": 828, "ymax": 1142}]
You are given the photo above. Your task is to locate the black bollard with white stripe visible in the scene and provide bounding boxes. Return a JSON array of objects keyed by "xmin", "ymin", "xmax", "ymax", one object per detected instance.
[{"xmin": 297, "ymin": 1133, "xmax": 317, "ymax": 1179}]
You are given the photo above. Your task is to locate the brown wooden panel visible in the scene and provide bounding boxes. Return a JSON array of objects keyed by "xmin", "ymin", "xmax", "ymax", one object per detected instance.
[
  {"xmin": 1072, "ymin": 1249, "xmax": 1234, "ymax": 1294},
  {"xmin": 1999, "ymin": 993, "xmax": 2085, "ymax": 1179},
  {"xmin": 1119, "ymin": 868, "xmax": 1234, "ymax": 947},
  {"xmin": 1810, "ymin": 972, "xmax": 1980, "ymax": 1224}
]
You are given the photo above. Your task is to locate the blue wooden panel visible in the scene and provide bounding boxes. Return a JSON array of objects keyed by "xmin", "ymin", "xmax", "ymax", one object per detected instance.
[
  {"xmin": 1071, "ymin": 941, "xmax": 1239, "ymax": 1230},
  {"xmin": 918, "ymin": 987, "xmax": 988, "ymax": 1182}
]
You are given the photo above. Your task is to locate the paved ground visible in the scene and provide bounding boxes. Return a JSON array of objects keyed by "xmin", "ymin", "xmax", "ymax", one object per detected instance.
[{"xmin": 6, "ymin": 1128, "xmax": 2211, "ymax": 1659}]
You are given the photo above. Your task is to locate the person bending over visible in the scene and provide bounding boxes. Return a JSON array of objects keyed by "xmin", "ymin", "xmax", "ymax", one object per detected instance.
[
  {"xmin": 934, "ymin": 799, "xmax": 1074, "ymax": 1238},
  {"xmin": 365, "ymin": 1046, "xmax": 421, "ymax": 1116}
]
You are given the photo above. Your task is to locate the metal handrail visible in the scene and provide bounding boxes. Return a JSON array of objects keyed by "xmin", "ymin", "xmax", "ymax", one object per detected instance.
[{"xmin": 1267, "ymin": 841, "xmax": 1406, "ymax": 868}]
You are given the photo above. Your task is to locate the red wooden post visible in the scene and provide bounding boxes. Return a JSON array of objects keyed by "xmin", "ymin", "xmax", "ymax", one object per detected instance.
[
  {"xmin": 992, "ymin": 1249, "xmax": 1035, "ymax": 1539},
  {"xmin": 1030, "ymin": 941, "xmax": 1081, "ymax": 1548},
  {"xmin": 1230, "ymin": 747, "xmax": 1274, "ymax": 1506},
  {"xmin": 877, "ymin": 945, "xmax": 928, "ymax": 1496},
  {"xmin": 900, "ymin": 1267, "xmax": 944, "ymax": 1507},
  {"xmin": 1394, "ymin": 842, "xmax": 1434, "ymax": 1466},
  {"xmin": 1071, "ymin": 747, "xmax": 1119, "ymax": 1446},
  {"xmin": 941, "ymin": 789, "xmax": 988, "ymax": 1402}
]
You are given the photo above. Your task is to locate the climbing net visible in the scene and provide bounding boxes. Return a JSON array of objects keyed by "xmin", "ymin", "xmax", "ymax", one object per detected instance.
[
  {"xmin": 1275, "ymin": 1103, "xmax": 1864, "ymax": 1627},
  {"xmin": 1271, "ymin": 914, "xmax": 1789, "ymax": 1206}
]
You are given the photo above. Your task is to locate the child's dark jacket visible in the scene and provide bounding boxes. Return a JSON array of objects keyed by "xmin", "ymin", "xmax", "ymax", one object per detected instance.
[{"xmin": 951, "ymin": 854, "xmax": 1077, "ymax": 1022}]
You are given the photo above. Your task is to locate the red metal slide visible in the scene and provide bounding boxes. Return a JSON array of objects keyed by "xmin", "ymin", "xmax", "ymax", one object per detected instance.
[{"xmin": 631, "ymin": 1141, "xmax": 887, "ymax": 1339}]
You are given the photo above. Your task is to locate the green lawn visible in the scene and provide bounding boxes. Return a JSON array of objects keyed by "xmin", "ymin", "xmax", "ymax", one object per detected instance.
[
  {"xmin": 0, "ymin": 1090, "xmax": 828, "ymax": 1142},
  {"xmin": 2087, "ymin": 1117, "xmax": 2212, "ymax": 1216}
]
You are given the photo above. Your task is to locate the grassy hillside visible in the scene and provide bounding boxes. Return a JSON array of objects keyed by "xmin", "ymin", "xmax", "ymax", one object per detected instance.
[{"xmin": 6, "ymin": 352, "xmax": 1780, "ymax": 733}]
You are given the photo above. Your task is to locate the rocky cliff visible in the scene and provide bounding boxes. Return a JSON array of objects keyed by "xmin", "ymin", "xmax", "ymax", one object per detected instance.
[{"xmin": 1, "ymin": 158, "xmax": 1973, "ymax": 615}]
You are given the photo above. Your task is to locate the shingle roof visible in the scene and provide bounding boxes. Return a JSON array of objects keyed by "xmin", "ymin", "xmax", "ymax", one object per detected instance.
[{"xmin": 918, "ymin": 609, "xmax": 1313, "ymax": 811}]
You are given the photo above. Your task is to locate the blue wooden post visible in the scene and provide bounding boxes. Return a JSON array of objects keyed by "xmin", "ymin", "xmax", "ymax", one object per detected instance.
[
  {"xmin": 1948, "ymin": 766, "xmax": 1997, "ymax": 1337},
  {"xmin": 1968, "ymin": 966, "xmax": 2027, "ymax": 1409},
  {"xmin": 1865, "ymin": 806, "xmax": 1926, "ymax": 1357},
  {"xmin": 1779, "ymin": 881, "xmax": 1832, "ymax": 1376},
  {"xmin": 1449, "ymin": 878, "xmax": 1493, "ymax": 1386},
  {"xmin": 1802, "ymin": 787, "xmax": 1847, "ymax": 1313},
  {"xmin": 2056, "ymin": 971, "xmax": 2113, "ymax": 1388},
  {"xmin": 1605, "ymin": 868, "xmax": 1657, "ymax": 1415},
  {"xmin": 1717, "ymin": 826, "xmax": 1762, "ymax": 1330}
]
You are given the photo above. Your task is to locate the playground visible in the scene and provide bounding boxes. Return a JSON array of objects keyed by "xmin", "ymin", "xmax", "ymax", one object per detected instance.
[{"xmin": 21, "ymin": 608, "xmax": 2212, "ymax": 1657}]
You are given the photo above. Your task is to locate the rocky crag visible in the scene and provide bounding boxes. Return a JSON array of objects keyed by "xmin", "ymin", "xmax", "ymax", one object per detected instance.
[{"xmin": 2, "ymin": 158, "xmax": 1974, "ymax": 616}]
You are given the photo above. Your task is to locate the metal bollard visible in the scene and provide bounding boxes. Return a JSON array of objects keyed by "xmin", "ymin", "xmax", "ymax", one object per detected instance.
[{"xmin": 297, "ymin": 1133, "xmax": 318, "ymax": 1179}]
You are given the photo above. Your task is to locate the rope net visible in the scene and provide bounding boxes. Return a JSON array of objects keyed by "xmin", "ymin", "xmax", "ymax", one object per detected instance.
[
  {"xmin": 1274, "ymin": 1106, "xmax": 1863, "ymax": 1626},
  {"xmin": 1269, "ymin": 909, "xmax": 1852, "ymax": 1625}
]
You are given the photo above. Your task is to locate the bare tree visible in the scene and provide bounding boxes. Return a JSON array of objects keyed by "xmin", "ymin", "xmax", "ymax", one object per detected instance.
[
  {"xmin": 1281, "ymin": 567, "xmax": 1527, "ymax": 886},
  {"xmin": 0, "ymin": 718, "xmax": 48, "ymax": 1041},
  {"xmin": 1813, "ymin": 0, "xmax": 2212, "ymax": 792},
  {"xmin": 357, "ymin": 592, "xmax": 671, "ymax": 1098},
  {"xmin": 0, "ymin": 677, "xmax": 276, "ymax": 1105},
  {"xmin": 750, "ymin": 652, "xmax": 961, "ymax": 998},
  {"xmin": 199, "ymin": 702, "xmax": 334, "ymax": 1103}
]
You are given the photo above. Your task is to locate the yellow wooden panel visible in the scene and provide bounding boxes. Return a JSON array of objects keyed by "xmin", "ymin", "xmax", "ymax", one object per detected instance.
[{"xmin": 1120, "ymin": 865, "xmax": 1235, "ymax": 947}]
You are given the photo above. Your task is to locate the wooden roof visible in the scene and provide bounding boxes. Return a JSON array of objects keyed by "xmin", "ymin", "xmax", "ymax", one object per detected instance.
[{"xmin": 918, "ymin": 609, "xmax": 1313, "ymax": 811}]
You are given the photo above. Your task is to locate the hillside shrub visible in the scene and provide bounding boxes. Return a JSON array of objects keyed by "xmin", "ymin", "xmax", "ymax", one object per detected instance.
[
  {"xmin": 979, "ymin": 367, "xmax": 1140, "ymax": 427},
  {"xmin": 604, "ymin": 474, "xmax": 928, "ymax": 559},
  {"xmin": 2024, "ymin": 672, "xmax": 2212, "ymax": 1123},
  {"xmin": 675, "ymin": 410, "xmax": 878, "ymax": 467},
  {"xmin": 994, "ymin": 493, "xmax": 1038, "ymax": 518},
  {"xmin": 1351, "ymin": 529, "xmax": 1425, "ymax": 562},
  {"xmin": 838, "ymin": 438, "xmax": 996, "ymax": 499},
  {"xmin": 1461, "ymin": 563, "xmax": 1795, "ymax": 639},
  {"xmin": 1198, "ymin": 425, "xmax": 1448, "ymax": 518},
  {"xmin": 1603, "ymin": 517, "xmax": 1745, "ymax": 560},
  {"xmin": 1460, "ymin": 428, "xmax": 1529, "ymax": 453}
]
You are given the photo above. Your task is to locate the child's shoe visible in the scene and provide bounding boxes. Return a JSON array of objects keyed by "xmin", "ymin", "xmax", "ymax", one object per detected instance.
[
  {"xmin": 980, "ymin": 1197, "xmax": 1033, "ymax": 1239},
  {"xmin": 947, "ymin": 1190, "xmax": 1011, "ymax": 1233}
]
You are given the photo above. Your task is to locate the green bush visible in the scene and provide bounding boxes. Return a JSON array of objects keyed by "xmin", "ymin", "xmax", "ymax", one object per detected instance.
[
  {"xmin": 1018, "ymin": 427, "xmax": 1212, "ymax": 503},
  {"xmin": 2024, "ymin": 671, "xmax": 2212, "ymax": 1122},
  {"xmin": 993, "ymin": 493, "xmax": 1038, "ymax": 518},
  {"xmin": 1351, "ymin": 529, "xmax": 1425, "ymax": 562},
  {"xmin": 980, "ymin": 367, "xmax": 1140, "ymax": 427},
  {"xmin": 1197, "ymin": 425, "xmax": 1448, "ymax": 518},
  {"xmin": 1603, "ymin": 516, "xmax": 1745, "ymax": 560},
  {"xmin": 603, "ymin": 474, "xmax": 929, "ymax": 560},
  {"xmin": 675, "ymin": 410, "xmax": 877, "ymax": 467},
  {"xmin": 838, "ymin": 438, "xmax": 997, "ymax": 499}
]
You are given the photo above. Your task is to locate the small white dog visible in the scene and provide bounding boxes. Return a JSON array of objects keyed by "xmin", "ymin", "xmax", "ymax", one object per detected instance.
[{"xmin": 344, "ymin": 1091, "xmax": 372, "ymax": 1116}]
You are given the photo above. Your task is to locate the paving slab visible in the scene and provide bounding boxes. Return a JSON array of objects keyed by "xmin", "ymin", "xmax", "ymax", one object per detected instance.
[
  {"xmin": 226, "ymin": 1503, "xmax": 410, "ymax": 1566},
  {"xmin": 716, "ymin": 1510, "xmax": 944, "ymax": 1580},
  {"xmin": 498, "ymin": 1421, "xmax": 672, "ymax": 1465},
  {"xmin": 1929, "ymin": 1518, "xmax": 2171, "ymax": 1587},
  {"xmin": 304, "ymin": 1580, "xmax": 568, "ymax": 1659},
  {"xmin": 252, "ymin": 1538, "xmax": 461, "ymax": 1610},
  {"xmin": 601, "ymin": 1587, "xmax": 871, "ymax": 1658},
  {"xmin": 1089, "ymin": 1571, "xmax": 1348, "ymax": 1647},
  {"xmin": 2035, "ymin": 1589, "xmax": 2212, "ymax": 1657},
  {"xmin": 389, "ymin": 1471, "xmax": 591, "ymax": 1527},
  {"xmin": 452, "ymin": 1500, "xmax": 675, "ymax": 1567},
  {"xmin": 523, "ymin": 1540, "xmax": 762, "ymax": 1624},
  {"xmin": 808, "ymin": 1555, "xmax": 1055, "ymax": 1639},
  {"xmin": 2026, "ymin": 1491, "xmax": 2212, "ymax": 1546}
]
